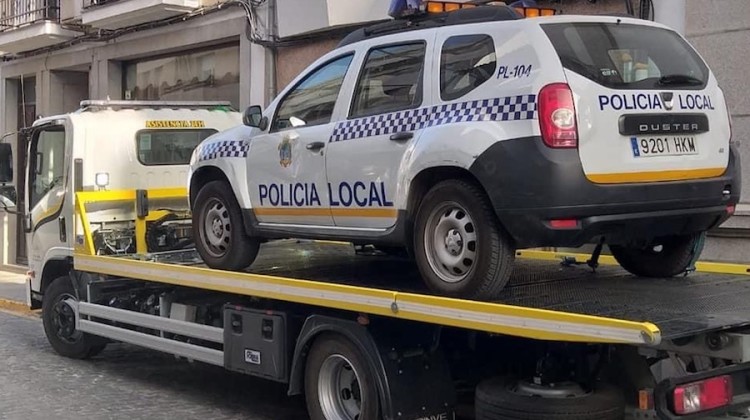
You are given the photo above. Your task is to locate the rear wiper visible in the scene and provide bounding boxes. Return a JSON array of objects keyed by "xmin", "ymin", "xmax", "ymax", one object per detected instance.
[{"xmin": 658, "ymin": 74, "xmax": 704, "ymax": 86}]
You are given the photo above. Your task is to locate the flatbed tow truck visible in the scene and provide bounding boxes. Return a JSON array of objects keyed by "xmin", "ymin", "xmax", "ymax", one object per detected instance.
[{"xmin": 36, "ymin": 187, "xmax": 750, "ymax": 420}]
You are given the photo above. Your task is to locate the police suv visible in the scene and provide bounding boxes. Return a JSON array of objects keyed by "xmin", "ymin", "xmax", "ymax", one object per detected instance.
[{"xmin": 188, "ymin": 3, "xmax": 740, "ymax": 300}]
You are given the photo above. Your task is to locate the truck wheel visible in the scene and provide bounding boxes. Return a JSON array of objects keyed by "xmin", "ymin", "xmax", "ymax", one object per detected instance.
[
  {"xmin": 304, "ymin": 334, "xmax": 380, "ymax": 420},
  {"xmin": 475, "ymin": 376, "xmax": 625, "ymax": 420},
  {"xmin": 610, "ymin": 232, "xmax": 704, "ymax": 277},
  {"xmin": 42, "ymin": 276, "xmax": 106, "ymax": 359},
  {"xmin": 193, "ymin": 180, "xmax": 259, "ymax": 270},
  {"xmin": 414, "ymin": 179, "xmax": 514, "ymax": 300}
]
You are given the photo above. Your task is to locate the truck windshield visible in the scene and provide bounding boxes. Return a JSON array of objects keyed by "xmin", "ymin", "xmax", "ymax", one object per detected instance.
[
  {"xmin": 29, "ymin": 127, "xmax": 65, "ymax": 209},
  {"xmin": 542, "ymin": 22, "xmax": 709, "ymax": 90},
  {"xmin": 136, "ymin": 129, "xmax": 217, "ymax": 166}
]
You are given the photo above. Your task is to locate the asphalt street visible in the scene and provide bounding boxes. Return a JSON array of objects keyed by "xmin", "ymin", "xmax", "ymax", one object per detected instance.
[{"xmin": 0, "ymin": 310, "xmax": 309, "ymax": 420}]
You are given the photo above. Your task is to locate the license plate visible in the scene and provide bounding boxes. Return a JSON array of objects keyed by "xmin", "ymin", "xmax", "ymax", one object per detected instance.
[{"xmin": 630, "ymin": 136, "xmax": 698, "ymax": 158}]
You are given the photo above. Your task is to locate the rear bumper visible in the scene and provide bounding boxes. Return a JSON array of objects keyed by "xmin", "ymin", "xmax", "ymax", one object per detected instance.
[
  {"xmin": 654, "ymin": 362, "xmax": 750, "ymax": 420},
  {"xmin": 469, "ymin": 137, "xmax": 741, "ymax": 248}
]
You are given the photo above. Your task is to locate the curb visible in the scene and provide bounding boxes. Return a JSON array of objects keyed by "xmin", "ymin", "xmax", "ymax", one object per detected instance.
[{"xmin": 0, "ymin": 298, "xmax": 39, "ymax": 319}]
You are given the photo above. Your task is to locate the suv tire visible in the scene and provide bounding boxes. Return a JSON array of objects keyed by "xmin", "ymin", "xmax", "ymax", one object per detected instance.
[
  {"xmin": 193, "ymin": 180, "xmax": 259, "ymax": 270},
  {"xmin": 610, "ymin": 232, "xmax": 704, "ymax": 277},
  {"xmin": 414, "ymin": 179, "xmax": 514, "ymax": 300}
]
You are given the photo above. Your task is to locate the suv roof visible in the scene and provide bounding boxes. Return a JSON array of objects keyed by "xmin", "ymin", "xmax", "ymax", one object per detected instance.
[{"xmin": 338, "ymin": 5, "xmax": 522, "ymax": 47}]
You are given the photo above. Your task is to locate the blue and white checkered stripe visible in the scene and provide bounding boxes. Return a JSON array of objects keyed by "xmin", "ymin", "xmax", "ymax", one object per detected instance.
[
  {"xmin": 330, "ymin": 95, "xmax": 537, "ymax": 143},
  {"xmin": 197, "ymin": 140, "xmax": 250, "ymax": 161}
]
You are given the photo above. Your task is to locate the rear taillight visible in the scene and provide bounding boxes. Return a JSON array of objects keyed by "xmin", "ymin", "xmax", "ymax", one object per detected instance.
[
  {"xmin": 673, "ymin": 375, "xmax": 732, "ymax": 415},
  {"xmin": 538, "ymin": 83, "xmax": 578, "ymax": 148}
]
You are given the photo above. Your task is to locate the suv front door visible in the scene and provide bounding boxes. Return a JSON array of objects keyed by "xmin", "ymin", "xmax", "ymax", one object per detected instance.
[{"xmin": 247, "ymin": 54, "xmax": 355, "ymax": 226}]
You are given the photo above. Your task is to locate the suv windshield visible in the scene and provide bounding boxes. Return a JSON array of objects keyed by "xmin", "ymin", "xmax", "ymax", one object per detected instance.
[{"xmin": 542, "ymin": 22, "xmax": 708, "ymax": 90}]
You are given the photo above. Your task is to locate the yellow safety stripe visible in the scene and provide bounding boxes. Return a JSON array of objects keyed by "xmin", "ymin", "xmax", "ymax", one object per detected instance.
[
  {"xmin": 254, "ymin": 208, "xmax": 398, "ymax": 218},
  {"xmin": 586, "ymin": 167, "xmax": 726, "ymax": 184},
  {"xmin": 516, "ymin": 250, "xmax": 750, "ymax": 276},
  {"xmin": 31, "ymin": 202, "xmax": 63, "ymax": 226},
  {"xmin": 73, "ymin": 253, "xmax": 661, "ymax": 345}
]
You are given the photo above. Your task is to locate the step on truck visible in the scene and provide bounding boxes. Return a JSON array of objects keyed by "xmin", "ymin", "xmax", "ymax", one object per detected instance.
[{"xmin": 2, "ymin": 105, "xmax": 750, "ymax": 418}]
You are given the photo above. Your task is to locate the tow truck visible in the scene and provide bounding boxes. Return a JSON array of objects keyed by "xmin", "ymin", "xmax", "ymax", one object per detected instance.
[{"xmin": 1, "ymin": 8, "xmax": 750, "ymax": 420}]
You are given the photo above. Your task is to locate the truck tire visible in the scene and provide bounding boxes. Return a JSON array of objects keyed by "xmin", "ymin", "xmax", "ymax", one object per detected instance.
[
  {"xmin": 42, "ymin": 276, "xmax": 106, "ymax": 359},
  {"xmin": 304, "ymin": 334, "xmax": 380, "ymax": 420},
  {"xmin": 475, "ymin": 377, "xmax": 625, "ymax": 420},
  {"xmin": 193, "ymin": 180, "xmax": 260, "ymax": 270},
  {"xmin": 610, "ymin": 232, "xmax": 704, "ymax": 278},
  {"xmin": 414, "ymin": 179, "xmax": 514, "ymax": 300}
]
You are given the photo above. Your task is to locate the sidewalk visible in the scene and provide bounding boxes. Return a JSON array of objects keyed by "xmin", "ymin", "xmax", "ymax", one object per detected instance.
[{"xmin": 0, "ymin": 266, "xmax": 27, "ymax": 304}]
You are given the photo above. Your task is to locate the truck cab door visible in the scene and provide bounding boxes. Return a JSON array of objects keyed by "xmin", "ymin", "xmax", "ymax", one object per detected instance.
[{"xmin": 25, "ymin": 122, "xmax": 71, "ymax": 269}]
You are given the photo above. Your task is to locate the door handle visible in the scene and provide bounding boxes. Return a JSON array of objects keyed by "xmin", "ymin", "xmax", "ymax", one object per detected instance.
[
  {"xmin": 306, "ymin": 141, "xmax": 326, "ymax": 151},
  {"xmin": 390, "ymin": 132, "xmax": 414, "ymax": 142},
  {"xmin": 58, "ymin": 216, "xmax": 66, "ymax": 242}
]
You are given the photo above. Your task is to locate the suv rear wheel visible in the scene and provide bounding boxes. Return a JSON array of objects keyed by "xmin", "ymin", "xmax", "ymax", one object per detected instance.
[
  {"xmin": 414, "ymin": 179, "xmax": 514, "ymax": 300},
  {"xmin": 610, "ymin": 232, "xmax": 705, "ymax": 278}
]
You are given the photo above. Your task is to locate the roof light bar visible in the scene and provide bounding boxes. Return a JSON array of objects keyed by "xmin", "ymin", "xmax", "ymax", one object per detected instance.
[{"xmin": 388, "ymin": 0, "xmax": 558, "ymax": 19}]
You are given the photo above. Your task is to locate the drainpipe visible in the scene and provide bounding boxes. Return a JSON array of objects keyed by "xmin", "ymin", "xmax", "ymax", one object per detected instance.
[
  {"xmin": 653, "ymin": 0, "xmax": 686, "ymax": 35},
  {"xmin": 267, "ymin": 0, "xmax": 278, "ymax": 102}
]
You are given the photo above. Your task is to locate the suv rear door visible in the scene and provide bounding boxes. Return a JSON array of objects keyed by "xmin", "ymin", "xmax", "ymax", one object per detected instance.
[
  {"xmin": 325, "ymin": 38, "xmax": 433, "ymax": 228},
  {"xmin": 542, "ymin": 20, "xmax": 731, "ymax": 184}
]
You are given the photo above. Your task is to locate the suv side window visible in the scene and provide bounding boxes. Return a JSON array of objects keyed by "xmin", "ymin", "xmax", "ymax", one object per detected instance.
[
  {"xmin": 350, "ymin": 43, "xmax": 425, "ymax": 118},
  {"xmin": 440, "ymin": 35, "xmax": 497, "ymax": 101},
  {"xmin": 272, "ymin": 54, "xmax": 354, "ymax": 132}
]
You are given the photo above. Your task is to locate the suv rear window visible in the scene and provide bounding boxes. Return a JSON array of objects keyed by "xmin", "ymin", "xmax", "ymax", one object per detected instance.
[
  {"xmin": 440, "ymin": 35, "xmax": 497, "ymax": 101},
  {"xmin": 542, "ymin": 23, "xmax": 708, "ymax": 90}
]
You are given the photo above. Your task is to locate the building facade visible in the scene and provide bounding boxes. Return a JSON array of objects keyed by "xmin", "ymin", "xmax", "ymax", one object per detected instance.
[{"xmin": 0, "ymin": 0, "xmax": 746, "ymax": 267}]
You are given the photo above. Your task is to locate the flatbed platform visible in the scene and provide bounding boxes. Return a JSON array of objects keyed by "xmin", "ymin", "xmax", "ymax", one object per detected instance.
[
  {"xmin": 74, "ymin": 240, "xmax": 750, "ymax": 346},
  {"xmin": 244, "ymin": 241, "xmax": 750, "ymax": 342}
]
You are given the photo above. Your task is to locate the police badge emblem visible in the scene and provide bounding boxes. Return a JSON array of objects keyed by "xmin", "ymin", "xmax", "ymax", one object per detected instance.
[{"xmin": 279, "ymin": 137, "xmax": 292, "ymax": 167}]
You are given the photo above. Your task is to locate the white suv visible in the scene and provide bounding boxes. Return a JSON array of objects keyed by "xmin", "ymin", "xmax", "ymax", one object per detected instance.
[{"xmin": 188, "ymin": 5, "xmax": 740, "ymax": 300}]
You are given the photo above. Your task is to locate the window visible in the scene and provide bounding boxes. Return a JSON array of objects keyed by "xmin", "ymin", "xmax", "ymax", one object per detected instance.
[
  {"xmin": 272, "ymin": 55, "xmax": 354, "ymax": 132},
  {"xmin": 542, "ymin": 23, "xmax": 708, "ymax": 89},
  {"xmin": 441, "ymin": 35, "xmax": 497, "ymax": 101},
  {"xmin": 351, "ymin": 43, "xmax": 425, "ymax": 118},
  {"xmin": 136, "ymin": 129, "xmax": 217, "ymax": 166},
  {"xmin": 124, "ymin": 45, "xmax": 241, "ymax": 109},
  {"xmin": 28, "ymin": 127, "xmax": 65, "ymax": 209}
]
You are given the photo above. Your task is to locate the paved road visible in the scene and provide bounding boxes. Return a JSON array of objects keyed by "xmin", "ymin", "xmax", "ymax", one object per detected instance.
[{"xmin": 0, "ymin": 311, "xmax": 308, "ymax": 420}]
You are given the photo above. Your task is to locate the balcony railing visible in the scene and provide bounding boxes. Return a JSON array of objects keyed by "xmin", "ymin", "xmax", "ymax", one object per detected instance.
[{"xmin": 0, "ymin": 0, "xmax": 59, "ymax": 31}]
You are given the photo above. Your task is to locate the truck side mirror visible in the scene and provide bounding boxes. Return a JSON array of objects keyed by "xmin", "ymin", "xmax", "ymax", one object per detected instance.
[
  {"xmin": 243, "ymin": 105, "xmax": 268, "ymax": 130},
  {"xmin": 0, "ymin": 143, "xmax": 12, "ymax": 183},
  {"xmin": 0, "ymin": 185, "xmax": 16, "ymax": 208}
]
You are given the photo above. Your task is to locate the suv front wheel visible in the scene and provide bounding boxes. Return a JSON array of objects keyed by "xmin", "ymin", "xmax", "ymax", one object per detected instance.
[
  {"xmin": 193, "ymin": 180, "xmax": 260, "ymax": 270},
  {"xmin": 414, "ymin": 179, "xmax": 514, "ymax": 300}
]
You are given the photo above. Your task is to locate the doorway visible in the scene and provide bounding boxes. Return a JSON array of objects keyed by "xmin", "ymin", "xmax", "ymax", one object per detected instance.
[{"xmin": 15, "ymin": 76, "xmax": 35, "ymax": 265}]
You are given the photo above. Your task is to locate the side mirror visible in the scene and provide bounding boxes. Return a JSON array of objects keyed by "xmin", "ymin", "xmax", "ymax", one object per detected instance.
[
  {"xmin": 0, "ymin": 185, "xmax": 16, "ymax": 208},
  {"xmin": 243, "ymin": 105, "xmax": 268, "ymax": 130},
  {"xmin": 0, "ymin": 143, "xmax": 12, "ymax": 183}
]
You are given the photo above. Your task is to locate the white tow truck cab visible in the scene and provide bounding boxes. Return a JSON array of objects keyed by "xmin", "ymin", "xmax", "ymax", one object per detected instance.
[{"xmin": 0, "ymin": 100, "xmax": 241, "ymax": 309}]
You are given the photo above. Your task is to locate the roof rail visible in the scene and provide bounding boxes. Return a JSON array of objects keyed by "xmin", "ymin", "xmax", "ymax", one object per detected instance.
[{"xmin": 79, "ymin": 100, "xmax": 234, "ymax": 110}]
